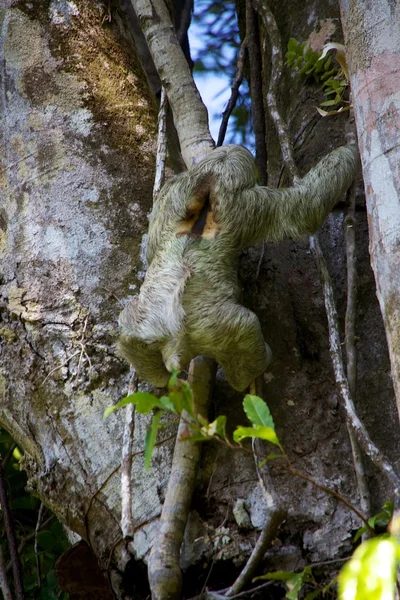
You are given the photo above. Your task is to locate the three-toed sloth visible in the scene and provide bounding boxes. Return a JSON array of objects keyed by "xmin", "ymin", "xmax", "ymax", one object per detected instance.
[{"xmin": 119, "ymin": 144, "xmax": 358, "ymax": 391}]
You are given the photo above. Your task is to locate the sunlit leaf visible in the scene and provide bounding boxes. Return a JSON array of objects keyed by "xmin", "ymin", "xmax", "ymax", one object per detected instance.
[
  {"xmin": 233, "ymin": 425, "xmax": 280, "ymax": 446},
  {"xmin": 338, "ymin": 537, "xmax": 397, "ymax": 600},
  {"xmin": 104, "ymin": 392, "xmax": 163, "ymax": 418}
]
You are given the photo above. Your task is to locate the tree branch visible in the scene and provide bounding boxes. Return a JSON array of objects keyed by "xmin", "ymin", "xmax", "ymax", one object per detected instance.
[
  {"xmin": 344, "ymin": 180, "xmax": 371, "ymax": 527},
  {"xmin": 148, "ymin": 357, "xmax": 216, "ymax": 600},
  {"xmin": 130, "ymin": 0, "xmax": 214, "ymax": 166},
  {"xmin": 0, "ymin": 543, "xmax": 12, "ymax": 600},
  {"xmin": 217, "ymin": 39, "xmax": 248, "ymax": 148},
  {"xmin": 121, "ymin": 373, "xmax": 138, "ymax": 540},
  {"xmin": 245, "ymin": 0, "xmax": 268, "ymax": 184}
]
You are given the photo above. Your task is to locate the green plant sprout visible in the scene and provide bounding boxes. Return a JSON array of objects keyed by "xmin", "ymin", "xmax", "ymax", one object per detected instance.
[
  {"xmin": 105, "ymin": 373, "xmax": 400, "ymax": 599},
  {"xmin": 285, "ymin": 38, "xmax": 350, "ymax": 116}
]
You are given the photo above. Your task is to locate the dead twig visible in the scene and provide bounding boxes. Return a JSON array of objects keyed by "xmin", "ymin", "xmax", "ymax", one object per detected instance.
[
  {"xmin": 217, "ymin": 39, "xmax": 248, "ymax": 148},
  {"xmin": 34, "ymin": 502, "xmax": 46, "ymax": 588},
  {"xmin": 245, "ymin": 0, "xmax": 267, "ymax": 184}
]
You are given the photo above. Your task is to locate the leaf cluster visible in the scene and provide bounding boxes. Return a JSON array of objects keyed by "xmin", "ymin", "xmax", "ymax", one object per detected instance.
[
  {"xmin": 285, "ymin": 38, "xmax": 347, "ymax": 110},
  {"xmin": 105, "ymin": 373, "xmax": 283, "ymax": 470}
]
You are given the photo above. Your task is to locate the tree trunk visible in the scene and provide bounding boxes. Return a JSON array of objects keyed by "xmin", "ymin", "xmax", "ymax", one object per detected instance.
[
  {"xmin": 0, "ymin": 0, "xmax": 161, "ymax": 584},
  {"xmin": 339, "ymin": 0, "xmax": 400, "ymax": 420}
]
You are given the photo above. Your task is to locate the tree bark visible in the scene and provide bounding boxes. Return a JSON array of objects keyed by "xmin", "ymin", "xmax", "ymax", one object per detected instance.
[
  {"xmin": 0, "ymin": 0, "xmax": 160, "ymax": 581},
  {"xmin": 339, "ymin": 0, "xmax": 400, "ymax": 419}
]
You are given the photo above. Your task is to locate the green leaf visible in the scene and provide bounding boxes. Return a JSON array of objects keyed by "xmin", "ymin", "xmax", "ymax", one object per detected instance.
[
  {"xmin": 254, "ymin": 570, "xmax": 299, "ymax": 582},
  {"xmin": 286, "ymin": 51, "xmax": 297, "ymax": 64},
  {"xmin": 144, "ymin": 411, "xmax": 163, "ymax": 470},
  {"xmin": 233, "ymin": 425, "xmax": 280, "ymax": 446},
  {"xmin": 353, "ymin": 526, "xmax": 368, "ymax": 543},
  {"xmin": 159, "ymin": 395, "xmax": 176, "ymax": 412},
  {"xmin": 288, "ymin": 38, "xmax": 299, "ymax": 52},
  {"xmin": 382, "ymin": 501, "xmax": 394, "ymax": 517},
  {"xmin": 243, "ymin": 395, "xmax": 275, "ymax": 428},
  {"xmin": 338, "ymin": 537, "xmax": 397, "ymax": 600},
  {"xmin": 320, "ymin": 99, "xmax": 338, "ymax": 107},
  {"xmin": 37, "ymin": 531, "xmax": 57, "ymax": 551},
  {"xmin": 168, "ymin": 377, "xmax": 194, "ymax": 416},
  {"xmin": 104, "ymin": 391, "xmax": 163, "ymax": 418}
]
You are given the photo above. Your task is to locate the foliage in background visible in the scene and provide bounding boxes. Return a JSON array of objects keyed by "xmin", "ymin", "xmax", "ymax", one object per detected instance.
[
  {"xmin": 0, "ymin": 429, "xmax": 69, "ymax": 599},
  {"xmin": 190, "ymin": 0, "xmax": 253, "ymax": 145}
]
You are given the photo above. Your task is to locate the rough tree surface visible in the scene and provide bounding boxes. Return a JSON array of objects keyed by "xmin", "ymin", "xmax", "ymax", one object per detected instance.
[{"xmin": 0, "ymin": 0, "xmax": 399, "ymax": 597}]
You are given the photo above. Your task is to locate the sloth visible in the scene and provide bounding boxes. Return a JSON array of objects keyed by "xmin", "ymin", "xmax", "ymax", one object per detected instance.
[{"xmin": 119, "ymin": 144, "xmax": 358, "ymax": 391}]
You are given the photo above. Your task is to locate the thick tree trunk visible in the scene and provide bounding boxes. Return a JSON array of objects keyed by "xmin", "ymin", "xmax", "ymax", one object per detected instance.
[
  {"xmin": 339, "ymin": 0, "xmax": 400, "ymax": 420},
  {"xmin": 0, "ymin": 0, "xmax": 162, "ymax": 584}
]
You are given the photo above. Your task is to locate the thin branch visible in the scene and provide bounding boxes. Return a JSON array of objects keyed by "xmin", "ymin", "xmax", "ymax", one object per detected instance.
[
  {"xmin": 130, "ymin": 0, "xmax": 214, "ymax": 166},
  {"xmin": 344, "ymin": 180, "xmax": 371, "ymax": 526},
  {"xmin": 14, "ymin": 516, "xmax": 54, "ymax": 561},
  {"xmin": 176, "ymin": 0, "xmax": 193, "ymax": 45},
  {"xmin": 309, "ymin": 236, "xmax": 400, "ymax": 499},
  {"xmin": 121, "ymin": 372, "xmax": 137, "ymax": 540},
  {"xmin": 0, "ymin": 543, "xmax": 12, "ymax": 600},
  {"xmin": 148, "ymin": 357, "xmax": 216, "ymax": 600},
  {"xmin": 245, "ymin": 0, "xmax": 268, "ymax": 184},
  {"xmin": 153, "ymin": 87, "xmax": 168, "ymax": 198},
  {"xmin": 34, "ymin": 502, "xmax": 46, "ymax": 588},
  {"xmin": 0, "ymin": 455, "xmax": 24, "ymax": 600},
  {"xmin": 225, "ymin": 434, "xmax": 286, "ymax": 597},
  {"xmin": 252, "ymin": 0, "xmax": 298, "ymax": 183},
  {"xmin": 254, "ymin": 0, "xmax": 400, "ymax": 502},
  {"xmin": 217, "ymin": 39, "xmax": 248, "ymax": 147}
]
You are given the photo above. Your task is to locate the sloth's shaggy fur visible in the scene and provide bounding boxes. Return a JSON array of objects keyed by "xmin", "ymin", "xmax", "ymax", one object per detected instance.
[{"xmin": 119, "ymin": 144, "xmax": 358, "ymax": 390}]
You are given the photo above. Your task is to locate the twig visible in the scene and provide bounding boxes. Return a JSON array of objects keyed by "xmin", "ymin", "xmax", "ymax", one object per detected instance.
[
  {"xmin": 34, "ymin": 502, "xmax": 46, "ymax": 588},
  {"xmin": 131, "ymin": 0, "xmax": 214, "ymax": 165},
  {"xmin": 148, "ymin": 357, "xmax": 216, "ymax": 600},
  {"xmin": 225, "ymin": 439, "xmax": 286, "ymax": 596},
  {"xmin": 309, "ymin": 236, "xmax": 400, "ymax": 499},
  {"xmin": 121, "ymin": 372, "xmax": 137, "ymax": 540},
  {"xmin": 14, "ymin": 516, "xmax": 54, "ymax": 561},
  {"xmin": 0, "ymin": 455, "xmax": 24, "ymax": 600},
  {"xmin": 176, "ymin": 0, "xmax": 193, "ymax": 45},
  {"xmin": 245, "ymin": 0, "xmax": 267, "ymax": 184},
  {"xmin": 254, "ymin": 0, "xmax": 400, "ymax": 502},
  {"xmin": 344, "ymin": 180, "xmax": 371, "ymax": 528},
  {"xmin": 217, "ymin": 39, "xmax": 248, "ymax": 147},
  {"xmin": 153, "ymin": 87, "xmax": 168, "ymax": 198},
  {"xmin": 0, "ymin": 543, "xmax": 12, "ymax": 600},
  {"xmin": 253, "ymin": 0, "xmax": 298, "ymax": 184}
]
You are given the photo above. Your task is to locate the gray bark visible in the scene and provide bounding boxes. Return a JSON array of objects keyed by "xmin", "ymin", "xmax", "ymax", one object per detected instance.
[
  {"xmin": 339, "ymin": 0, "xmax": 400, "ymax": 420},
  {"xmin": 0, "ymin": 0, "xmax": 164, "ymax": 581}
]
